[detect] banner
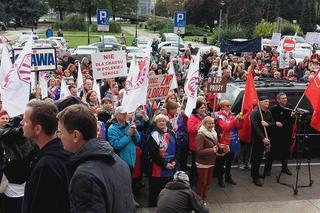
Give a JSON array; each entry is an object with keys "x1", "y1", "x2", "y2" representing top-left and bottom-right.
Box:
[
  {"x1": 13, "y1": 48, "x2": 56, "y2": 71},
  {"x1": 220, "y1": 37, "x2": 262, "y2": 53},
  {"x1": 279, "y1": 51, "x2": 290, "y2": 69},
  {"x1": 0, "y1": 46, "x2": 12, "y2": 90},
  {"x1": 269, "y1": 33, "x2": 281, "y2": 46},
  {"x1": 305, "y1": 32, "x2": 320, "y2": 45},
  {"x1": 207, "y1": 76, "x2": 227, "y2": 93},
  {"x1": 147, "y1": 74, "x2": 173, "y2": 100},
  {"x1": 92, "y1": 50, "x2": 127, "y2": 79}
]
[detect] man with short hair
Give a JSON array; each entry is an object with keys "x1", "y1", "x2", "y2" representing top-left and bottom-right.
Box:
[
  {"x1": 250, "y1": 96, "x2": 281, "y2": 187},
  {"x1": 57, "y1": 104, "x2": 135, "y2": 213},
  {"x1": 265, "y1": 92, "x2": 295, "y2": 176},
  {"x1": 22, "y1": 100, "x2": 70, "y2": 213},
  {"x1": 80, "y1": 78, "x2": 93, "y2": 99}
]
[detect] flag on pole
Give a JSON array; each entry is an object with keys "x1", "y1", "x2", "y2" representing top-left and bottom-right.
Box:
[
  {"x1": 305, "y1": 71, "x2": 320, "y2": 132},
  {"x1": 238, "y1": 69, "x2": 259, "y2": 143},
  {"x1": 0, "y1": 45, "x2": 12, "y2": 88},
  {"x1": 122, "y1": 55, "x2": 149, "y2": 113},
  {"x1": 1, "y1": 39, "x2": 33, "y2": 117},
  {"x1": 93, "y1": 79, "x2": 101, "y2": 104},
  {"x1": 77, "y1": 63, "x2": 83, "y2": 96},
  {"x1": 184, "y1": 52, "x2": 200, "y2": 117},
  {"x1": 168, "y1": 61, "x2": 178, "y2": 90},
  {"x1": 59, "y1": 78, "x2": 71, "y2": 100}
]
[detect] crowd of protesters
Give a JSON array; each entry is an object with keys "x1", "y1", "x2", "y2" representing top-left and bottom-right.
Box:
[{"x1": 0, "y1": 35, "x2": 318, "y2": 212}]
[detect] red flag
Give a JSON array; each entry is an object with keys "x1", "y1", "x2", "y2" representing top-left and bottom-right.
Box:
[
  {"x1": 305, "y1": 71, "x2": 320, "y2": 132},
  {"x1": 238, "y1": 70, "x2": 259, "y2": 143}
]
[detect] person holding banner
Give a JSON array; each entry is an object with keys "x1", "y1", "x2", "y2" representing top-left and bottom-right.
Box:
[{"x1": 250, "y1": 96, "x2": 281, "y2": 187}]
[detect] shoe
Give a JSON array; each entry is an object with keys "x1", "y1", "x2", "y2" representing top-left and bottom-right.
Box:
[
  {"x1": 281, "y1": 168, "x2": 293, "y2": 176},
  {"x1": 245, "y1": 163, "x2": 251, "y2": 169},
  {"x1": 225, "y1": 177, "x2": 237, "y2": 185},
  {"x1": 239, "y1": 164, "x2": 245, "y2": 171},
  {"x1": 253, "y1": 178, "x2": 263, "y2": 187},
  {"x1": 218, "y1": 179, "x2": 225, "y2": 188},
  {"x1": 264, "y1": 171, "x2": 271, "y2": 176}
]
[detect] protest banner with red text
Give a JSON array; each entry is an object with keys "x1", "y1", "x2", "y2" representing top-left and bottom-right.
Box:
[{"x1": 147, "y1": 74, "x2": 173, "y2": 100}]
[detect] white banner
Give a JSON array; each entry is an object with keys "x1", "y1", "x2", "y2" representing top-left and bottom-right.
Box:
[
  {"x1": 279, "y1": 51, "x2": 290, "y2": 69},
  {"x1": 92, "y1": 51, "x2": 127, "y2": 80},
  {"x1": 305, "y1": 32, "x2": 320, "y2": 45},
  {"x1": 269, "y1": 33, "x2": 281, "y2": 46}
]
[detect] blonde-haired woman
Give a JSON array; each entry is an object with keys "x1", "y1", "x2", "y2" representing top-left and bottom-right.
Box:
[{"x1": 195, "y1": 116, "x2": 219, "y2": 205}]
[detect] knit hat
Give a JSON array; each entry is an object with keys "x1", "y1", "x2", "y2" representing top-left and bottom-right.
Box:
[
  {"x1": 163, "y1": 100, "x2": 179, "y2": 111},
  {"x1": 173, "y1": 171, "x2": 189, "y2": 183},
  {"x1": 259, "y1": 96, "x2": 269, "y2": 101}
]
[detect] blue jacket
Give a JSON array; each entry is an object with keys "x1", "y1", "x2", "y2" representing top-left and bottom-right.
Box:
[{"x1": 108, "y1": 121, "x2": 141, "y2": 168}]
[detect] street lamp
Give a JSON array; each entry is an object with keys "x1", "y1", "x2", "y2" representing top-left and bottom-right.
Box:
[{"x1": 219, "y1": 0, "x2": 225, "y2": 28}]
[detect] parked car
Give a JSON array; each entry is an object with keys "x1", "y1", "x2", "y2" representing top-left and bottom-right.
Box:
[
  {"x1": 220, "y1": 79, "x2": 320, "y2": 157},
  {"x1": 126, "y1": 46, "x2": 145, "y2": 61},
  {"x1": 96, "y1": 35, "x2": 120, "y2": 51},
  {"x1": 71, "y1": 45, "x2": 99, "y2": 61},
  {"x1": 158, "y1": 46, "x2": 185, "y2": 58},
  {"x1": 49, "y1": 37, "x2": 69, "y2": 48},
  {"x1": 135, "y1": 37, "x2": 152, "y2": 49},
  {"x1": 161, "y1": 33, "x2": 184, "y2": 44},
  {"x1": 13, "y1": 32, "x2": 39, "y2": 48}
]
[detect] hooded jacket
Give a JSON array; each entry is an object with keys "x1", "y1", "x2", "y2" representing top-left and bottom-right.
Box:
[
  {"x1": 68, "y1": 138, "x2": 135, "y2": 213},
  {"x1": 157, "y1": 181, "x2": 209, "y2": 213}
]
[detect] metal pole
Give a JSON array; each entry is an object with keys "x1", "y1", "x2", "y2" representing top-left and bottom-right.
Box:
[
  {"x1": 219, "y1": 8, "x2": 222, "y2": 28},
  {"x1": 87, "y1": 16, "x2": 90, "y2": 44},
  {"x1": 135, "y1": 2, "x2": 138, "y2": 41},
  {"x1": 177, "y1": 29, "x2": 180, "y2": 56}
]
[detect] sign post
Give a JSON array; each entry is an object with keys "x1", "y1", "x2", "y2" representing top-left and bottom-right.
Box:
[
  {"x1": 174, "y1": 11, "x2": 186, "y2": 56},
  {"x1": 282, "y1": 38, "x2": 296, "y2": 52},
  {"x1": 97, "y1": 9, "x2": 110, "y2": 47}
]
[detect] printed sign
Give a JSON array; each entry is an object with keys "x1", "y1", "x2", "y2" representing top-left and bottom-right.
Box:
[
  {"x1": 147, "y1": 74, "x2": 173, "y2": 100},
  {"x1": 306, "y1": 32, "x2": 320, "y2": 45},
  {"x1": 269, "y1": 33, "x2": 281, "y2": 46},
  {"x1": 279, "y1": 51, "x2": 290, "y2": 69},
  {"x1": 207, "y1": 76, "x2": 227, "y2": 93},
  {"x1": 92, "y1": 51, "x2": 127, "y2": 79},
  {"x1": 13, "y1": 48, "x2": 56, "y2": 71}
]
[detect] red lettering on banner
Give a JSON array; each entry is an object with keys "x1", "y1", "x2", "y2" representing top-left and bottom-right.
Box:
[{"x1": 103, "y1": 54, "x2": 114, "y2": 60}]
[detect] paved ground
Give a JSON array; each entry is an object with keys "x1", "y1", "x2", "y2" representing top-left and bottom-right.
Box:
[{"x1": 136, "y1": 159, "x2": 320, "y2": 212}]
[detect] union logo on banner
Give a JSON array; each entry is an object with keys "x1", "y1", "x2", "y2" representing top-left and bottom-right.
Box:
[
  {"x1": 186, "y1": 71, "x2": 199, "y2": 97},
  {"x1": 17, "y1": 53, "x2": 32, "y2": 84},
  {"x1": 125, "y1": 57, "x2": 149, "y2": 92}
]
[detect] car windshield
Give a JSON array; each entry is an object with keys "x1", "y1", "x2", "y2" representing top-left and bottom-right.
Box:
[
  {"x1": 295, "y1": 37, "x2": 306, "y2": 43},
  {"x1": 104, "y1": 37, "x2": 117, "y2": 43}
]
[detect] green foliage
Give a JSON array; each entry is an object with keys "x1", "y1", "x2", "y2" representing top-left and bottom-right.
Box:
[
  {"x1": 146, "y1": 17, "x2": 166, "y2": 31},
  {"x1": 252, "y1": 20, "x2": 303, "y2": 38},
  {"x1": 91, "y1": 21, "x2": 122, "y2": 33},
  {"x1": 54, "y1": 14, "x2": 86, "y2": 31},
  {"x1": 209, "y1": 25, "x2": 247, "y2": 44},
  {"x1": 253, "y1": 22, "x2": 275, "y2": 37},
  {"x1": 184, "y1": 24, "x2": 206, "y2": 36}
]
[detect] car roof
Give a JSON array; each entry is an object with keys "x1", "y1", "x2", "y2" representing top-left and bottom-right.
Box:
[{"x1": 228, "y1": 80, "x2": 307, "y2": 90}]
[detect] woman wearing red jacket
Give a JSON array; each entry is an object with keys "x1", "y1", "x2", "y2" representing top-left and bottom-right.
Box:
[
  {"x1": 187, "y1": 101, "x2": 207, "y2": 186},
  {"x1": 215, "y1": 100, "x2": 243, "y2": 188}
]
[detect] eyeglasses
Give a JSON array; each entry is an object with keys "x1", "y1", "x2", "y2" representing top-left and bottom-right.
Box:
[{"x1": 55, "y1": 130, "x2": 62, "y2": 138}]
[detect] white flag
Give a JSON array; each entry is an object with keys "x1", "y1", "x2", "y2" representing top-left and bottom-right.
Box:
[
  {"x1": 1, "y1": 39, "x2": 33, "y2": 117},
  {"x1": 122, "y1": 55, "x2": 149, "y2": 113},
  {"x1": 39, "y1": 72, "x2": 48, "y2": 98},
  {"x1": 184, "y1": 52, "x2": 200, "y2": 117},
  {"x1": 59, "y1": 78, "x2": 71, "y2": 100},
  {"x1": 77, "y1": 63, "x2": 83, "y2": 96},
  {"x1": 168, "y1": 61, "x2": 178, "y2": 90},
  {"x1": 0, "y1": 46, "x2": 12, "y2": 88},
  {"x1": 93, "y1": 79, "x2": 101, "y2": 104}
]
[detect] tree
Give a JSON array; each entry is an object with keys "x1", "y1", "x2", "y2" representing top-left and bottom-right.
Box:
[
  {"x1": 47, "y1": 0, "x2": 69, "y2": 21},
  {"x1": 300, "y1": 0, "x2": 317, "y2": 32},
  {"x1": 0, "y1": 0, "x2": 47, "y2": 26}
]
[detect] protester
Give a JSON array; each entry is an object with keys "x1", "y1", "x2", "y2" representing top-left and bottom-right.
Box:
[
  {"x1": 57, "y1": 104, "x2": 135, "y2": 212},
  {"x1": 250, "y1": 96, "x2": 281, "y2": 187},
  {"x1": 195, "y1": 116, "x2": 218, "y2": 204},
  {"x1": 215, "y1": 100, "x2": 243, "y2": 187},
  {"x1": 265, "y1": 92, "x2": 295, "y2": 176},
  {"x1": 157, "y1": 171, "x2": 209, "y2": 213},
  {"x1": 187, "y1": 100, "x2": 207, "y2": 186},
  {"x1": 148, "y1": 114, "x2": 177, "y2": 207},
  {"x1": 22, "y1": 100, "x2": 70, "y2": 213}
]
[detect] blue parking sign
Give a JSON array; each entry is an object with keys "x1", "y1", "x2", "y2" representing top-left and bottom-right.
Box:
[
  {"x1": 174, "y1": 11, "x2": 186, "y2": 28},
  {"x1": 97, "y1": 9, "x2": 109, "y2": 25}
]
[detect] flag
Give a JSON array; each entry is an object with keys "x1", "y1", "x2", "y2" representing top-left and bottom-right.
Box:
[
  {"x1": 122, "y1": 55, "x2": 149, "y2": 113},
  {"x1": 0, "y1": 45, "x2": 12, "y2": 88},
  {"x1": 305, "y1": 71, "x2": 320, "y2": 131},
  {"x1": 1, "y1": 39, "x2": 33, "y2": 117},
  {"x1": 59, "y1": 78, "x2": 71, "y2": 100},
  {"x1": 168, "y1": 61, "x2": 178, "y2": 90},
  {"x1": 238, "y1": 69, "x2": 258, "y2": 143},
  {"x1": 184, "y1": 52, "x2": 200, "y2": 117},
  {"x1": 77, "y1": 63, "x2": 83, "y2": 96},
  {"x1": 93, "y1": 79, "x2": 101, "y2": 104}
]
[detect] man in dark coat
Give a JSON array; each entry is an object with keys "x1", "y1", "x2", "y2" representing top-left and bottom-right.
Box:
[
  {"x1": 157, "y1": 171, "x2": 209, "y2": 213},
  {"x1": 265, "y1": 92, "x2": 295, "y2": 176},
  {"x1": 250, "y1": 96, "x2": 282, "y2": 187},
  {"x1": 22, "y1": 100, "x2": 70, "y2": 213},
  {"x1": 57, "y1": 104, "x2": 135, "y2": 213}
]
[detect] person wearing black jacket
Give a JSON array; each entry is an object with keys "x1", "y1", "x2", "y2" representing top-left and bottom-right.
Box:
[
  {"x1": 265, "y1": 92, "x2": 295, "y2": 176},
  {"x1": 22, "y1": 100, "x2": 70, "y2": 213},
  {"x1": 250, "y1": 96, "x2": 282, "y2": 187},
  {"x1": 57, "y1": 104, "x2": 135, "y2": 213}
]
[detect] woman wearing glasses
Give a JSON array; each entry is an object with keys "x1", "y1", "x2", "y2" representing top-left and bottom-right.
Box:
[{"x1": 215, "y1": 100, "x2": 243, "y2": 188}]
